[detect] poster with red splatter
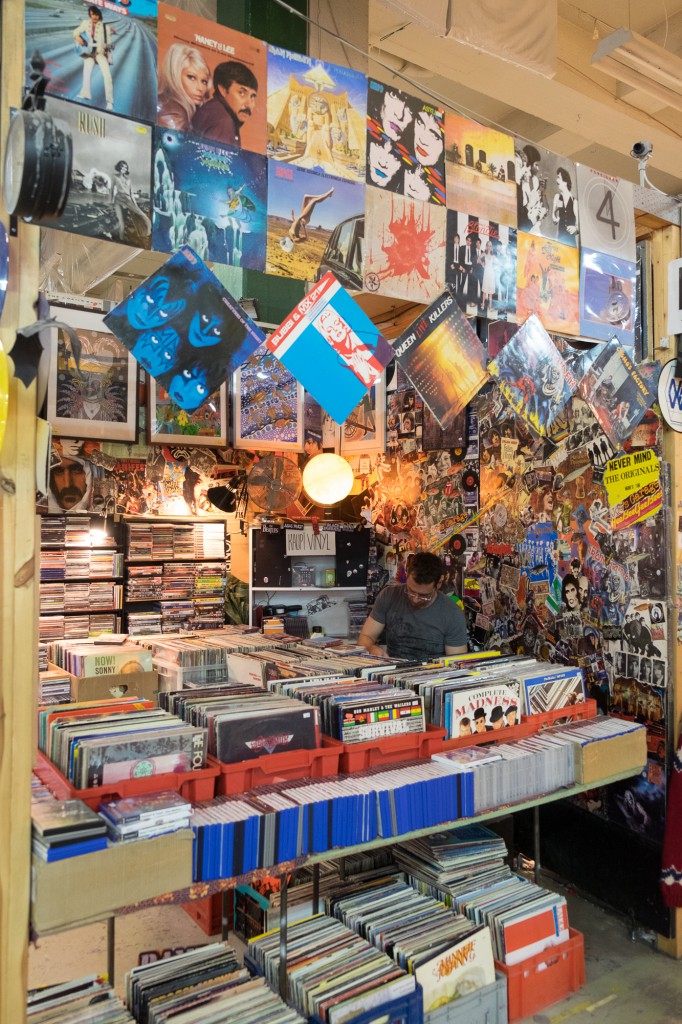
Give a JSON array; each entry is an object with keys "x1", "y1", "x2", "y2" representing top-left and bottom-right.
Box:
[
  {"x1": 393, "y1": 287, "x2": 488, "y2": 428},
  {"x1": 364, "y1": 188, "x2": 446, "y2": 303}
]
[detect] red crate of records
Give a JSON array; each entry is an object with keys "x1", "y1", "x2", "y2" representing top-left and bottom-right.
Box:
[
  {"x1": 209, "y1": 742, "x2": 341, "y2": 797},
  {"x1": 34, "y1": 750, "x2": 218, "y2": 811},
  {"x1": 440, "y1": 701, "x2": 597, "y2": 752},
  {"x1": 325, "y1": 724, "x2": 447, "y2": 773},
  {"x1": 495, "y1": 928, "x2": 585, "y2": 1023}
]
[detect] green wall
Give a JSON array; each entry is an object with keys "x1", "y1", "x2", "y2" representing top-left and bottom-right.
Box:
[{"x1": 215, "y1": 0, "x2": 308, "y2": 324}]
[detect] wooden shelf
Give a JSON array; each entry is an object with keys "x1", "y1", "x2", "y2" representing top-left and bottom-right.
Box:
[
  {"x1": 29, "y1": 765, "x2": 644, "y2": 934},
  {"x1": 252, "y1": 586, "x2": 366, "y2": 592},
  {"x1": 126, "y1": 557, "x2": 226, "y2": 564}
]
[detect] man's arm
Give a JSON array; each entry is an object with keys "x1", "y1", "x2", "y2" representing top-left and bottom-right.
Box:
[
  {"x1": 358, "y1": 614, "x2": 386, "y2": 657},
  {"x1": 445, "y1": 643, "x2": 467, "y2": 655}
]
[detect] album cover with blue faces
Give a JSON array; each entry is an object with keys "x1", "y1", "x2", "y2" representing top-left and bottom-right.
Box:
[
  {"x1": 367, "y1": 79, "x2": 445, "y2": 206},
  {"x1": 151, "y1": 128, "x2": 267, "y2": 270},
  {"x1": 103, "y1": 246, "x2": 265, "y2": 411}
]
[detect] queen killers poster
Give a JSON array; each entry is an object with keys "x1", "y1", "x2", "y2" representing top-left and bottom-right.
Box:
[
  {"x1": 265, "y1": 272, "x2": 394, "y2": 424},
  {"x1": 393, "y1": 288, "x2": 488, "y2": 428},
  {"x1": 103, "y1": 247, "x2": 264, "y2": 411}
]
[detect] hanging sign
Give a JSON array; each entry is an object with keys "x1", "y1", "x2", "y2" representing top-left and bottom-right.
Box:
[{"x1": 285, "y1": 526, "x2": 336, "y2": 556}]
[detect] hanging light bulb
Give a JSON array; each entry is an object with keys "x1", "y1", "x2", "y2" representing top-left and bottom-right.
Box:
[{"x1": 302, "y1": 453, "x2": 354, "y2": 507}]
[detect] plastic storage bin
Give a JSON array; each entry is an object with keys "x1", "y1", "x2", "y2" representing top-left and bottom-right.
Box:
[
  {"x1": 331, "y1": 725, "x2": 446, "y2": 772},
  {"x1": 309, "y1": 987, "x2": 424, "y2": 1024},
  {"x1": 423, "y1": 974, "x2": 507, "y2": 1024},
  {"x1": 35, "y1": 751, "x2": 219, "y2": 811},
  {"x1": 495, "y1": 928, "x2": 585, "y2": 1023},
  {"x1": 440, "y1": 700, "x2": 597, "y2": 752},
  {"x1": 183, "y1": 889, "x2": 232, "y2": 936},
  {"x1": 210, "y1": 742, "x2": 341, "y2": 796},
  {"x1": 153, "y1": 657, "x2": 230, "y2": 691}
]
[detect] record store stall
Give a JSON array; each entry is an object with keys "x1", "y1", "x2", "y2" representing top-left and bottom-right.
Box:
[{"x1": 2, "y1": 0, "x2": 682, "y2": 1021}]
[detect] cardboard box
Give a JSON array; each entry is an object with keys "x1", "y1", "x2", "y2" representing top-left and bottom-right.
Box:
[
  {"x1": 48, "y1": 664, "x2": 159, "y2": 705},
  {"x1": 574, "y1": 726, "x2": 647, "y2": 785},
  {"x1": 31, "y1": 828, "x2": 194, "y2": 934}
]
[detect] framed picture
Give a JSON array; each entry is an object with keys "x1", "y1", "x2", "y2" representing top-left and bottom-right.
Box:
[
  {"x1": 340, "y1": 376, "x2": 386, "y2": 454},
  {"x1": 148, "y1": 378, "x2": 228, "y2": 447},
  {"x1": 47, "y1": 306, "x2": 138, "y2": 443},
  {"x1": 233, "y1": 343, "x2": 304, "y2": 451}
]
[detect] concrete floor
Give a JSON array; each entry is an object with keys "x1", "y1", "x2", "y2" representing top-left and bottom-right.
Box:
[{"x1": 28, "y1": 883, "x2": 682, "y2": 1023}]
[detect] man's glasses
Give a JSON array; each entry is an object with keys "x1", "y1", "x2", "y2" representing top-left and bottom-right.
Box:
[{"x1": 406, "y1": 585, "x2": 435, "y2": 604}]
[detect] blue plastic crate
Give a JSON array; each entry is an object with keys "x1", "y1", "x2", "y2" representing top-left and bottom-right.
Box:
[
  {"x1": 309, "y1": 986, "x2": 423, "y2": 1024},
  {"x1": 423, "y1": 974, "x2": 507, "y2": 1024}
]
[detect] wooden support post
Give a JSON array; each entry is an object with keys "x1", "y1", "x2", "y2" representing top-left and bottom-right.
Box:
[
  {"x1": 649, "y1": 225, "x2": 682, "y2": 959},
  {"x1": 0, "y1": 2, "x2": 40, "y2": 1019}
]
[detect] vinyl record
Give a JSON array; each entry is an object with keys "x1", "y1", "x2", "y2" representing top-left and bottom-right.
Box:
[
  {"x1": 461, "y1": 468, "x2": 479, "y2": 491},
  {"x1": 450, "y1": 534, "x2": 466, "y2": 555}
]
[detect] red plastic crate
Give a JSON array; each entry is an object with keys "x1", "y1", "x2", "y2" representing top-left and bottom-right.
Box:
[
  {"x1": 210, "y1": 743, "x2": 341, "y2": 797},
  {"x1": 183, "y1": 890, "x2": 232, "y2": 936},
  {"x1": 440, "y1": 700, "x2": 597, "y2": 753},
  {"x1": 496, "y1": 928, "x2": 585, "y2": 1023},
  {"x1": 34, "y1": 751, "x2": 218, "y2": 811},
  {"x1": 527, "y1": 698, "x2": 598, "y2": 730},
  {"x1": 330, "y1": 724, "x2": 447, "y2": 772}
]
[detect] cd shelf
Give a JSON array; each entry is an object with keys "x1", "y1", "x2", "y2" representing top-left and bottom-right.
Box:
[{"x1": 29, "y1": 765, "x2": 641, "y2": 938}]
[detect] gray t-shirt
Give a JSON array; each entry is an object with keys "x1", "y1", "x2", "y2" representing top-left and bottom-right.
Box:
[{"x1": 370, "y1": 585, "x2": 468, "y2": 662}]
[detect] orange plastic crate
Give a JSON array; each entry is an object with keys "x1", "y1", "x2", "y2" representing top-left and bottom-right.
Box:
[
  {"x1": 183, "y1": 890, "x2": 232, "y2": 936},
  {"x1": 330, "y1": 724, "x2": 447, "y2": 772},
  {"x1": 496, "y1": 928, "x2": 585, "y2": 1023},
  {"x1": 34, "y1": 751, "x2": 218, "y2": 811},
  {"x1": 440, "y1": 700, "x2": 597, "y2": 752},
  {"x1": 210, "y1": 743, "x2": 341, "y2": 797}
]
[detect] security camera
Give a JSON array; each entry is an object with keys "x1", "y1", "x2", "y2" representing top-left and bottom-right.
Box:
[{"x1": 631, "y1": 141, "x2": 653, "y2": 160}]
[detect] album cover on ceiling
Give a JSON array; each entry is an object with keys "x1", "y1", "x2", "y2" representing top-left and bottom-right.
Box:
[
  {"x1": 366, "y1": 78, "x2": 445, "y2": 205},
  {"x1": 514, "y1": 141, "x2": 579, "y2": 246},
  {"x1": 38, "y1": 97, "x2": 153, "y2": 250},
  {"x1": 104, "y1": 246, "x2": 264, "y2": 411},
  {"x1": 364, "y1": 188, "x2": 447, "y2": 303},
  {"x1": 445, "y1": 113, "x2": 517, "y2": 226},
  {"x1": 393, "y1": 287, "x2": 488, "y2": 429},
  {"x1": 265, "y1": 272, "x2": 393, "y2": 424},
  {"x1": 445, "y1": 210, "x2": 517, "y2": 320},
  {"x1": 577, "y1": 337, "x2": 656, "y2": 449},
  {"x1": 488, "y1": 314, "x2": 576, "y2": 437},
  {"x1": 151, "y1": 127, "x2": 267, "y2": 270},
  {"x1": 25, "y1": 0, "x2": 158, "y2": 123},
  {"x1": 516, "y1": 232, "x2": 580, "y2": 335},
  {"x1": 577, "y1": 165, "x2": 636, "y2": 262},
  {"x1": 266, "y1": 162, "x2": 365, "y2": 283},
  {"x1": 580, "y1": 248, "x2": 636, "y2": 346},
  {"x1": 157, "y1": 2, "x2": 267, "y2": 154},
  {"x1": 267, "y1": 45, "x2": 367, "y2": 182}
]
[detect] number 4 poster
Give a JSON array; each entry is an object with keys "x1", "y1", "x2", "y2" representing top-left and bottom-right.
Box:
[{"x1": 577, "y1": 166, "x2": 636, "y2": 262}]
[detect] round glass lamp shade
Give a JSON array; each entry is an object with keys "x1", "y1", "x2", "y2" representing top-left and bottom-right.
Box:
[{"x1": 302, "y1": 453, "x2": 354, "y2": 507}]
